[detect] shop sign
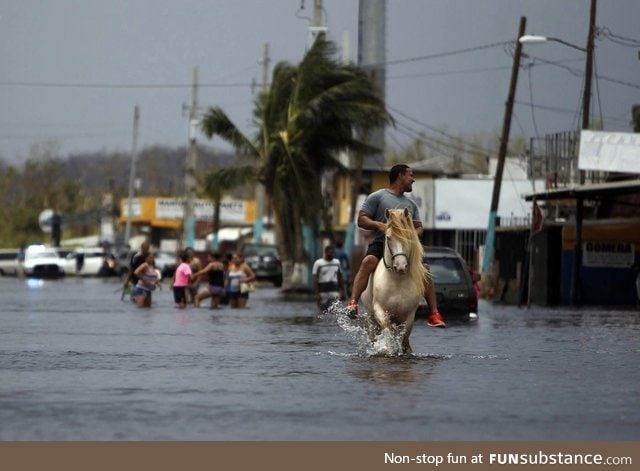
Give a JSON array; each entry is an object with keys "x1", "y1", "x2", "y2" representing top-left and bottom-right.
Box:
[{"x1": 582, "y1": 241, "x2": 635, "y2": 268}]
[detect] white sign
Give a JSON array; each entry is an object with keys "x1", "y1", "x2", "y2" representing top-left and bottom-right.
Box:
[
  {"x1": 429, "y1": 179, "x2": 546, "y2": 229},
  {"x1": 155, "y1": 198, "x2": 246, "y2": 223},
  {"x1": 579, "y1": 130, "x2": 640, "y2": 174},
  {"x1": 408, "y1": 179, "x2": 434, "y2": 229},
  {"x1": 583, "y1": 241, "x2": 635, "y2": 268},
  {"x1": 121, "y1": 198, "x2": 141, "y2": 217}
]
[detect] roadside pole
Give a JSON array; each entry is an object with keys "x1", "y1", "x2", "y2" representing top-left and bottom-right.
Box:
[{"x1": 481, "y1": 16, "x2": 527, "y2": 275}]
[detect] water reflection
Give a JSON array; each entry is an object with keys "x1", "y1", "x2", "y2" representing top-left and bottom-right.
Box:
[{"x1": 349, "y1": 355, "x2": 442, "y2": 385}]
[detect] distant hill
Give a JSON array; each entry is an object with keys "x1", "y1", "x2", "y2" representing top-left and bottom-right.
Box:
[{"x1": 61, "y1": 145, "x2": 239, "y2": 198}]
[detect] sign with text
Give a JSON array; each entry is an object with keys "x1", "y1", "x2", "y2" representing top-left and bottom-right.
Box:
[
  {"x1": 155, "y1": 198, "x2": 246, "y2": 223},
  {"x1": 579, "y1": 130, "x2": 640, "y2": 174},
  {"x1": 582, "y1": 240, "x2": 635, "y2": 268}
]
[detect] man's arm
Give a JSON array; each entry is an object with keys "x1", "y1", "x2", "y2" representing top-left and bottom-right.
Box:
[
  {"x1": 357, "y1": 211, "x2": 386, "y2": 233},
  {"x1": 413, "y1": 220, "x2": 424, "y2": 238}
]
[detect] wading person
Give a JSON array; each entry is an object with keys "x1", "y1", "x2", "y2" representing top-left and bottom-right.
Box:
[
  {"x1": 185, "y1": 247, "x2": 203, "y2": 304},
  {"x1": 122, "y1": 241, "x2": 150, "y2": 298},
  {"x1": 312, "y1": 244, "x2": 346, "y2": 311},
  {"x1": 346, "y1": 164, "x2": 445, "y2": 327},
  {"x1": 225, "y1": 253, "x2": 256, "y2": 309},
  {"x1": 171, "y1": 251, "x2": 192, "y2": 309},
  {"x1": 133, "y1": 252, "x2": 160, "y2": 308},
  {"x1": 191, "y1": 252, "x2": 227, "y2": 309}
]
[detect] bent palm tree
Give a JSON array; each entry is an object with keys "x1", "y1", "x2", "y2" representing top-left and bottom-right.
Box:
[{"x1": 201, "y1": 35, "x2": 390, "y2": 290}]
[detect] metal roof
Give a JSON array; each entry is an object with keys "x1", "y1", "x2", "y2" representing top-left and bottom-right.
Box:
[{"x1": 523, "y1": 179, "x2": 640, "y2": 202}]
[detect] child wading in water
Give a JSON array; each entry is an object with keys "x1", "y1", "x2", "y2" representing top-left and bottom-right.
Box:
[{"x1": 171, "y1": 251, "x2": 192, "y2": 309}]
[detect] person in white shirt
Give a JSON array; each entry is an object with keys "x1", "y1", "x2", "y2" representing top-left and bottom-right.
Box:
[{"x1": 312, "y1": 244, "x2": 346, "y2": 311}]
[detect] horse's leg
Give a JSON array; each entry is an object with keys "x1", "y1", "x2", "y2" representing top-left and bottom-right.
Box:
[
  {"x1": 374, "y1": 306, "x2": 398, "y2": 354},
  {"x1": 401, "y1": 333, "x2": 413, "y2": 355},
  {"x1": 401, "y1": 319, "x2": 415, "y2": 355},
  {"x1": 367, "y1": 302, "x2": 383, "y2": 341}
]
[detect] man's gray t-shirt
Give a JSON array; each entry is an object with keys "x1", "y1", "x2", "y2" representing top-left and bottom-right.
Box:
[{"x1": 361, "y1": 189, "x2": 421, "y2": 224}]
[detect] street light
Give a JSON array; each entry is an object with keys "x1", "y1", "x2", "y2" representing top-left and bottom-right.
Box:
[
  {"x1": 516, "y1": 0, "x2": 597, "y2": 306},
  {"x1": 519, "y1": 35, "x2": 586, "y2": 52}
]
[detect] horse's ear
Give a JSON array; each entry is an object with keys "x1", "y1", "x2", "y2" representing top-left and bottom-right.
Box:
[
  {"x1": 403, "y1": 207, "x2": 410, "y2": 219},
  {"x1": 385, "y1": 208, "x2": 391, "y2": 219}
]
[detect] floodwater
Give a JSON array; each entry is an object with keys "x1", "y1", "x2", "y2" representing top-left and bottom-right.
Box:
[{"x1": 1, "y1": 276, "x2": 638, "y2": 440}]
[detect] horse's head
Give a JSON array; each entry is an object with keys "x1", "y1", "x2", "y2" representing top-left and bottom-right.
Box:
[{"x1": 384, "y1": 208, "x2": 413, "y2": 274}]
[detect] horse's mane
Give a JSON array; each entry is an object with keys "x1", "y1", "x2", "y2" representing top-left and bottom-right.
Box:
[{"x1": 386, "y1": 209, "x2": 431, "y2": 294}]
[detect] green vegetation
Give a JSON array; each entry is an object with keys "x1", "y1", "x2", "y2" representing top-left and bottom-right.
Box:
[{"x1": 200, "y1": 35, "x2": 391, "y2": 290}]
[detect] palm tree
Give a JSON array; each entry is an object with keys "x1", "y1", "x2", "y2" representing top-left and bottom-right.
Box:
[{"x1": 200, "y1": 35, "x2": 390, "y2": 290}]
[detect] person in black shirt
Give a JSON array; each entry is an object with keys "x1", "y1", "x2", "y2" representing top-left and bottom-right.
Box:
[
  {"x1": 191, "y1": 252, "x2": 227, "y2": 309},
  {"x1": 122, "y1": 241, "x2": 151, "y2": 292}
]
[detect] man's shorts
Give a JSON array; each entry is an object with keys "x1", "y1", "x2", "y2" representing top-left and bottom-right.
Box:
[{"x1": 365, "y1": 235, "x2": 385, "y2": 259}]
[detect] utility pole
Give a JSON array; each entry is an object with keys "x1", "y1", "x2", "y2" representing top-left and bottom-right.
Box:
[
  {"x1": 481, "y1": 16, "x2": 527, "y2": 274},
  {"x1": 124, "y1": 105, "x2": 140, "y2": 247},
  {"x1": 183, "y1": 67, "x2": 198, "y2": 249},
  {"x1": 309, "y1": 0, "x2": 326, "y2": 44},
  {"x1": 580, "y1": 0, "x2": 596, "y2": 184},
  {"x1": 571, "y1": 0, "x2": 597, "y2": 305},
  {"x1": 253, "y1": 43, "x2": 270, "y2": 244}
]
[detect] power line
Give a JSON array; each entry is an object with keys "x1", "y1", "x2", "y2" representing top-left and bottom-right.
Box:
[
  {"x1": 0, "y1": 81, "x2": 252, "y2": 89},
  {"x1": 383, "y1": 40, "x2": 514, "y2": 67},
  {"x1": 597, "y1": 26, "x2": 640, "y2": 47},
  {"x1": 387, "y1": 64, "x2": 512, "y2": 80},
  {"x1": 388, "y1": 104, "x2": 492, "y2": 155}
]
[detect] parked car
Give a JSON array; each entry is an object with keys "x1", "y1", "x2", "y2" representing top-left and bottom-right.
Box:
[
  {"x1": 116, "y1": 249, "x2": 177, "y2": 279},
  {"x1": 18, "y1": 245, "x2": 66, "y2": 279},
  {"x1": 62, "y1": 247, "x2": 119, "y2": 277},
  {"x1": 416, "y1": 246, "x2": 479, "y2": 322},
  {"x1": 154, "y1": 251, "x2": 178, "y2": 278},
  {"x1": 241, "y1": 243, "x2": 283, "y2": 286},
  {"x1": 0, "y1": 249, "x2": 21, "y2": 276}
]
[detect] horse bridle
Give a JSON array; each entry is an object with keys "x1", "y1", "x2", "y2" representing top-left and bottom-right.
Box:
[{"x1": 382, "y1": 236, "x2": 409, "y2": 271}]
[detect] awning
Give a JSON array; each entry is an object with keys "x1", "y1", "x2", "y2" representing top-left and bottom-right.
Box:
[
  {"x1": 524, "y1": 179, "x2": 640, "y2": 202},
  {"x1": 522, "y1": 178, "x2": 640, "y2": 306}
]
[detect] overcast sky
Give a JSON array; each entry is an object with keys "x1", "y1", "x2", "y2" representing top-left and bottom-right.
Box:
[{"x1": 1, "y1": 0, "x2": 638, "y2": 163}]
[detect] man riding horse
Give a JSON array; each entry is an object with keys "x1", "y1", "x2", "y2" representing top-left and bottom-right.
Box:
[{"x1": 346, "y1": 164, "x2": 445, "y2": 328}]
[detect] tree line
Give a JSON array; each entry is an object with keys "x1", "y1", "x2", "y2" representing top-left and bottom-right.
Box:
[{"x1": 0, "y1": 142, "x2": 233, "y2": 248}]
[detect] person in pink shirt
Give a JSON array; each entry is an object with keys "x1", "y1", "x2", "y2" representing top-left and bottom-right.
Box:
[{"x1": 171, "y1": 251, "x2": 192, "y2": 309}]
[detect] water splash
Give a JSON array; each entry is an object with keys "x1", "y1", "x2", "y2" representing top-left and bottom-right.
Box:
[{"x1": 322, "y1": 300, "x2": 408, "y2": 357}]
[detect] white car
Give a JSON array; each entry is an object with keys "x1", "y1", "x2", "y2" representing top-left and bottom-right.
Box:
[
  {"x1": 19, "y1": 245, "x2": 66, "y2": 279},
  {"x1": 0, "y1": 249, "x2": 21, "y2": 276},
  {"x1": 63, "y1": 247, "x2": 115, "y2": 276},
  {"x1": 153, "y1": 251, "x2": 178, "y2": 278}
]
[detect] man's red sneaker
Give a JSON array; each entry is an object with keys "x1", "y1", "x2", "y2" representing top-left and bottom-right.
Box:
[
  {"x1": 427, "y1": 311, "x2": 446, "y2": 328},
  {"x1": 346, "y1": 299, "x2": 358, "y2": 319}
]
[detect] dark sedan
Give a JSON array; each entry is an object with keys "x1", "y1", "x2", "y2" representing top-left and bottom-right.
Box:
[
  {"x1": 416, "y1": 246, "x2": 479, "y2": 322},
  {"x1": 241, "y1": 243, "x2": 283, "y2": 287}
]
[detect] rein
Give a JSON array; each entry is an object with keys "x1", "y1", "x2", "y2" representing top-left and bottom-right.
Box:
[{"x1": 382, "y1": 236, "x2": 409, "y2": 271}]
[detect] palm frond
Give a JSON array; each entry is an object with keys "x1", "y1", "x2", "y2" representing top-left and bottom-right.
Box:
[
  {"x1": 200, "y1": 165, "x2": 256, "y2": 200},
  {"x1": 200, "y1": 107, "x2": 259, "y2": 158}
]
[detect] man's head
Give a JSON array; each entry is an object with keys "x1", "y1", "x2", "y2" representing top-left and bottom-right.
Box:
[
  {"x1": 324, "y1": 244, "x2": 335, "y2": 260},
  {"x1": 389, "y1": 164, "x2": 415, "y2": 192}
]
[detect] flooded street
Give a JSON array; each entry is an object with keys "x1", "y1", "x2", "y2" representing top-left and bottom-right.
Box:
[{"x1": 1, "y1": 276, "x2": 639, "y2": 440}]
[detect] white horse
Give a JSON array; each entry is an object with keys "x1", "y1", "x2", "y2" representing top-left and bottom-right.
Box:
[{"x1": 361, "y1": 208, "x2": 430, "y2": 355}]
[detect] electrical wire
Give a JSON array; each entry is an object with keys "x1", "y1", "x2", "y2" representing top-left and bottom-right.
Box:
[
  {"x1": 383, "y1": 41, "x2": 514, "y2": 67},
  {"x1": 597, "y1": 26, "x2": 640, "y2": 47},
  {"x1": 387, "y1": 105, "x2": 491, "y2": 155},
  {"x1": 391, "y1": 117, "x2": 487, "y2": 172},
  {"x1": 0, "y1": 81, "x2": 252, "y2": 89}
]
